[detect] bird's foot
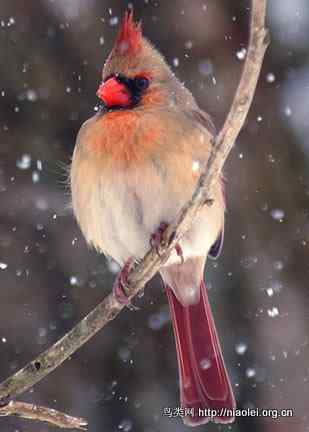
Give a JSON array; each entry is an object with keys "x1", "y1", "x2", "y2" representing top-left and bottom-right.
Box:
[
  {"x1": 150, "y1": 222, "x2": 168, "y2": 255},
  {"x1": 113, "y1": 258, "x2": 134, "y2": 305},
  {"x1": 175, "y1": 243, "x2": 184, "y2": 264},
  {"x1": 150, "y1": 222, "x2": 184, "y2": 264}
]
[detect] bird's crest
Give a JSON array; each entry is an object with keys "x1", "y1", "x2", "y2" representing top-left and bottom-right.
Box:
[{"x1": 113, "y1": 9, "x2": 142, "y2": 56}]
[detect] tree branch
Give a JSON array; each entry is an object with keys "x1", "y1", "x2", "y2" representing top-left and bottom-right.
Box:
[
  {"x1": 0, "y1": 0, "x2": 269, "y2": 428},
  {"x1": 0, "y1": 401, "x2": 87, "y2": 430}
]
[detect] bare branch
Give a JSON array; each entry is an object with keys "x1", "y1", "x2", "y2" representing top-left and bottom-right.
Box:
[
  {"x1": 0, "y1": 0, "x2": 269, "y2": 428},
  {"x1": 0, "y1": 401, "x2": 87, "y2": 430}
]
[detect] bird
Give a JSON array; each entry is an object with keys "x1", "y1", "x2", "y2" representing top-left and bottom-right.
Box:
[{"x1": 70, "y1": 10, "x2": 235, "y2": 426}]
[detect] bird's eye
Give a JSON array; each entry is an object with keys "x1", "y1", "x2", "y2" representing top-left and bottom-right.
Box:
[{"x1": 134, "y1": 76, "x2": 150, "y2": 91}]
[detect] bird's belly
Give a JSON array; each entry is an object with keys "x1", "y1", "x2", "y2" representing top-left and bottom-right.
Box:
[
  {"x1": 79, "y1": 172, "x2": 223, "y2": 267},
  {"x1": 97, "y1": 186, "x2": 152, "y2": 265},
  {"x1": 80, "y1": 168, "x2": 171, "y2": 265}
]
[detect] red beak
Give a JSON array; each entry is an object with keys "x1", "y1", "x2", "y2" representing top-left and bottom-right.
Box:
[{"x1": 96, "y1": 77, "x2": 131, "y2": 108}]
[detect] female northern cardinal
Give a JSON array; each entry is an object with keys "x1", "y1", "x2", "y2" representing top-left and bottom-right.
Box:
[{"x1": 70, "y1": 10, "x2": 235, "y2": 426}]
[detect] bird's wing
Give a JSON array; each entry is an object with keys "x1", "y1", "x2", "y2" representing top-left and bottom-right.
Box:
[
  {"x1": 189, "y1": 109, "x2": 217, "y2": 138},
  {"x1": 187, "y1": 109, "x2": 225, "y2": 259},
  {"x1": 208, "y1": 228, "x2": 224, "y2": 259}
]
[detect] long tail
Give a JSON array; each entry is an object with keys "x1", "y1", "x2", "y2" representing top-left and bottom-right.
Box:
[{"x1": 165, "y1": 281, "x2": 235, "y2": 426}]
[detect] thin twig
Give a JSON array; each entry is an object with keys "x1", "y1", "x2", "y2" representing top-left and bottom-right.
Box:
[
  {"x1": 0, "y1": 0, "x2": 269, "y2": 428},
  {"x1": 0, "y1": 401, "x2": 87, "y2": 430}
]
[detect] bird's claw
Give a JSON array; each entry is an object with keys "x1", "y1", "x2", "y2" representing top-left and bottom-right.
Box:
[
  {"x1": 113, "y1": 258, "x2": 134, "y2": 305},
  {"x1": 150, "y1": 222, "x2": 168, "y2": 256},
  {"x1": 150, "y1": 222, "x2": 184, "y2": 264},
  {"x1": 175, "y1": 243, "x2": 184, "y2": 264}
]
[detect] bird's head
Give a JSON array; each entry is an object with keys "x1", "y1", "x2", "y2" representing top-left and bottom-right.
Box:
[{"x1": 97, "y1": 9, "x2": 184, "y2": 111}]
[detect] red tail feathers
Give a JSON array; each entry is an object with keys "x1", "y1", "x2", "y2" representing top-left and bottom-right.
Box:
[{"x1": 165, "y1": 281, "x2": 235, "y2": 426}]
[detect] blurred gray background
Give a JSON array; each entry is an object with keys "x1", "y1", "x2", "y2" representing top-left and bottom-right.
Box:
[{"x1": 0, "y1": 0, "x2": 309, "y2": 431}]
